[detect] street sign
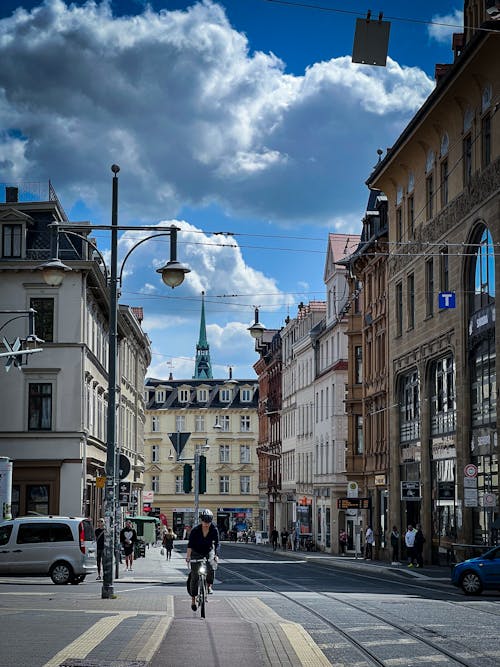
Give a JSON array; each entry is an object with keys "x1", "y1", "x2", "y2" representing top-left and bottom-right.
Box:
[
  {"x1": 483, "y1": 493, "x2": 497, "y2": 508},
  {"x1": 438, "y1": 292, "x2": 456, "y2": 308},
  {"x1": 167, "y1": 432, "x2": 191, "y2": 458},
  {"x1": 119, "y1": 481, "x2": 131, "y2": 505},
  {"x1": 464, "y1": 487, "x2": 479, "y2": 507},
  {"x1": 401, "y1": 481, "x2": 421, "y2": 501},
  {"x1": 119, "y1": 454, "x2": 131, "y2": 480},
  {"x1": 347, "y1": 482, "x2": 359, "y2": 498},
  {"x1": 464, "y1": 463, "x2": 478, "y2": 478},
  {"x1": 337, "y1": 497, "x2": 370, "y2": 510}
]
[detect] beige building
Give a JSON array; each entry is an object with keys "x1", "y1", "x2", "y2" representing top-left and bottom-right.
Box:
[{"x1": 143, "y1": 377, "x2": 259, "y2": 536}]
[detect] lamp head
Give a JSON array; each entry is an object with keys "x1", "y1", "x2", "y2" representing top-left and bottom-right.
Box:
[
  {"x1": 157, "y1": 260, "x2": 191, "y2": 289},
  {"x1": 39, "y1": 258, "x2": 72, "y2": 286}
]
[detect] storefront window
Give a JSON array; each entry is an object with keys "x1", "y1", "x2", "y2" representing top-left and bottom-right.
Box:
[{"x1": 26, "y1": 484, "x2": 49, "y2": 515}]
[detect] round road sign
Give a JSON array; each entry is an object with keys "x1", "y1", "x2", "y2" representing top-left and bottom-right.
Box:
[{"x1": 464, "y1": 463, "x2": 478, "y2": 478}]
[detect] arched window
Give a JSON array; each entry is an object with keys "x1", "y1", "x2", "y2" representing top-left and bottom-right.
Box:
[{"x1": 470, "y1": 227, "x2": 495, "y2": 314}]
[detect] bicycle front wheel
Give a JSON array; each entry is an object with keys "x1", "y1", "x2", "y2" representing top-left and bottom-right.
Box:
[{"x1": 199, "y1": 575, "x2": 207, "y2": 618}]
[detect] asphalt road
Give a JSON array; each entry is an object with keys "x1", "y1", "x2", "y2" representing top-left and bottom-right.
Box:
[{"x1": 0, "y1": 543, "x2": 499, "y2": 667}]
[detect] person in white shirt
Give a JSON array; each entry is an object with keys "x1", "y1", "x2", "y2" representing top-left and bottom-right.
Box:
[
  {"x1": 405, "y1": 525, "x2": 417, "y2": 567},
  {"x1": 364, "y1": 526, "x2": 374, "y2": 560}
]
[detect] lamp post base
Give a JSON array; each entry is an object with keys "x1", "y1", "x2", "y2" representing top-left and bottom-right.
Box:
[{"x1": 101, "y1": 583, "x2": 116, "y2": 599}]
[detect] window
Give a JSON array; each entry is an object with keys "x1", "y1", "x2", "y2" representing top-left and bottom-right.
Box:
[
  {"x1": 175, "y1": 415, "x2": 185, "y2": 432},
  {"x1": 220, "y1": 389, "x2": 231, "y2": 402},
  {"x1": 0, "y1": 524, "x2": 12, "y2": 546},
  {"x1": 241, "y1": 388, "x2": 252, "y2": 402},
  {"x1": 240, "y1": 445, "x2": 250, "y2": 463},
  {"x1": 179, "y1": 389, "x2": 189, "y2": 403},
  {"x1": 195, "y1": 414, "x2": 205, "y2": 432},
  {"x1": 407, "y1": 195, "x2": 414, "y2": 237},
  {"x1": 219, "y1": 444, "x2": 230, "y2": 463},
  {"x1": 400, "y1": 371, "x2": 420, "y2": 442},
  {"x1": 355, "y1": 346, "x2": 362, "y2": 384},
  {"x1": 152, "y1": 445, "x2": 160, "y2": 463},
  {"x1": 440, "y1": 159, "x2": 448, "y2": 207},
  {"x1": 431, "y1": 356, "x2": 456, "y2": 435},
  {"x1": 240, "y1": 476, "x2": 250, "y2": 494},
  {"x1": 440, "y1": 247, "x2": 449, "y2": 292},
  {"x1": 240, "y1": 415, "x2": 251, "y2": 432},
  {"x1": 2, "y1": 224, "x2": 22, "y2": 258},
  {"x1": 471, "y1": 341, "x2": 496, "y2": 427},
  {"x1": 396, "y1": 282, "x2": 403, "y2": 336},
  {"x1": 155, "y1": 389, "x2": 165, "y2": 403},
  {"x1": 463, "y1": 133, "x2": 472, "y2": 185},
  {"x1": 426, "y1": 172, "x2": 434, "y2": 220},
  {"x1": 219, "y1": 415, "x2": 230, "y2": 432},
  {"x1": 152, "y1": 476, "x2": 159, "y2": 493},
  {"x1": 426, "y1": 259, "x2": 434, "y2": 318},
  {"x1": 28, "y1": 383, "x2": 52, "y2": 430},
  {"x1": 396, "y1": 206, "x2": 402, "y2": 243},
  {"x1": 481, "y1": 113, "x2": 491, "y2": 168},
  {"x1": 355, "y1": 415, "x2": 363, "y2": 454},
  {"x1": 152, "y1": 415, "x2": 159, "y2": 432},
  {"x1": 30, "y1": 298, "x2": 54, "y2": 343},
  {"x1": 175, "y1": 476, "x2": 183, "y2": 494},
  {"x1": 219, "y1": 476, "x2": 229, "y2": 494},
  {"x1": 407, "y1": 274, "x2": 415, "y2": 330},
  {"x1": 26, "y1": 485, "x2": 49, "y2": 515},
  {"x1": 197, "y1": 389, "x2": 208, "y2": 402}
]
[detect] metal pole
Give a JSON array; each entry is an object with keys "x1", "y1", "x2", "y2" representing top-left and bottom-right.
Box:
[
  {"x1": 102, "y1": 165, "x2": 120, "y2": 599},
  {"x1": 194, "y1": 448, "x2": 200, "y2": 526}
]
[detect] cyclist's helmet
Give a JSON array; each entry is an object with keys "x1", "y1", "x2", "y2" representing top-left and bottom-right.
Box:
[{"x1": 199, "y1": 509, "x2": 214, "y2": 523}]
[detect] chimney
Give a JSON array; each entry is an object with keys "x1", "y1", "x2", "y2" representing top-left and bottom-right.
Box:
[
  {"x1": 5, "y1": 186, "x2": 18, "y2": 203},
  {"x1": 452, "y1": 33, "x2": 464, "y2": 61},
  {"x1": 434, "y1": 64, "x2": 451, "y2": 84}
]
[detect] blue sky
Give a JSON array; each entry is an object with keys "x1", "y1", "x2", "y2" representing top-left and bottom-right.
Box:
[{"x1": 0, "y1": 0, "x2": 464, "y2": 378}]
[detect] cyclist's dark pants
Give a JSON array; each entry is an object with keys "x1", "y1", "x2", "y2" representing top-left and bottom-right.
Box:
[{"x1": 187, "y1": 560, "x2": 214, "y2": 597}]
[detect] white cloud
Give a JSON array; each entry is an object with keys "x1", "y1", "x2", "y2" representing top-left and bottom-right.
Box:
[
  {"x1": 428, "y1": 10, "x2": 463, "y2": 44},
  {"x1": 0, "y1": 0, "x2": 435, "y2": 225}
]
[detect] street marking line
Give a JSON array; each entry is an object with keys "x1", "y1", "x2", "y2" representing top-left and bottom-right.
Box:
[
  {"x1": 41, "y1": 612, "x2": 136, "y2": 667},
  {"x1": 136, "y1": 614, "x2": 173, "y2": 660},
  {"x1": 280, "y1": 622, "x2": 331, "y2": 667}
]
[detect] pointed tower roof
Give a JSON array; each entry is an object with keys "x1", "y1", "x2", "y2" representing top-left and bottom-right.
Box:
[{"x1": 193, "y1": 291, "x2": 213, "y2": 379}]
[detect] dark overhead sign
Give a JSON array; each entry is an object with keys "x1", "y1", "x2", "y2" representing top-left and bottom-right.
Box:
[{"x1": 337, "y1": 498, "x2": 371, "y2": 510}]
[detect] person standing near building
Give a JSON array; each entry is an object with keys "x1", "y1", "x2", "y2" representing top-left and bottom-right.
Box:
[
  {"x1": 414, "y1": 523, "x2": 425, "y2": 568},
  {"x1": 270, "y1": 527, "x2": 279, "y2": 551},
  {"x1": 281, "y1": 529, "x2": 288, "y2": 550},
  {"x1": 120, "y1": 519, "x2": 138, "y2": 572},
  {"x1": 163, "y1": 527, "x2": 175, "y2": 561},
  {"x1": 339, "y1": 529, "x2": 348, "y2": 555},
  {"x1": 390, "y1": 526, "x2": 400, "y2": 564},
  {"x1": 364, "y1": 525, "x2": 374, "y2": 560},
  {"x1": 405, "y1": 524, "x2": 417, "y2": 567},
  {"x1": 95, "y1": 518, "x2": 105, "y2": 580}
]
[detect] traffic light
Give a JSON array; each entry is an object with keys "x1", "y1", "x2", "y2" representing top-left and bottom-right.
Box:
[
  {"x1": 198, "y1": 455, "x2": 207, "y2": 494},
  {"x1": 183, "y1": 463, "x2": 193, "y2": 493}
]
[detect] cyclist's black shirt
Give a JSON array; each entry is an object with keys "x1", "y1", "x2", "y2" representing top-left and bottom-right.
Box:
[{"x1": 188, "y1": 523, "x2": 219, "y2": 557}]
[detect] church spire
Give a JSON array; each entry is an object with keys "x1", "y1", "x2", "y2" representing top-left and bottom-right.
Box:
[{"x1": 193, "y1": 291, "x2": 213, "y2": 379}]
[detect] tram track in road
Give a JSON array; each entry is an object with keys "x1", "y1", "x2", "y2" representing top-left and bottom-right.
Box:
[{"x1": 217, "y1": 561, "x2": 500, "y2": 667}]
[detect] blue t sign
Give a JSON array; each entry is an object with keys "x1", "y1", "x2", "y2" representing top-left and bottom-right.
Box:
[{"x1": 439, "y1": 292, "x2": 456, "y2": 309}]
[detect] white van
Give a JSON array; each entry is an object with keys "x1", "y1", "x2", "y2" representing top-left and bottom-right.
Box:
[{"x1": 0, "y1": 516, "x2": 97, "y2": 584}]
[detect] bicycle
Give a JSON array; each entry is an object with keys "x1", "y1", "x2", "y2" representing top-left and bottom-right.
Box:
[{"x1": 190, "y1": 557, "x2": 209, "y2": 618}]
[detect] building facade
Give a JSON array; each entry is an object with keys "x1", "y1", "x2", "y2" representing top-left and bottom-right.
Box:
[
  {"x1": 367, "y1": 8, "x2": 499, "y2": 562},
  {"x1": 0, "y1": 183, "x2": 150, "y2": 522}
]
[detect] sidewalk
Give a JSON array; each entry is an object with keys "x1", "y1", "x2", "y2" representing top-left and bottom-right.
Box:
[{"x1": 116, "y1": 540, "x2": 452, "y2": 585}]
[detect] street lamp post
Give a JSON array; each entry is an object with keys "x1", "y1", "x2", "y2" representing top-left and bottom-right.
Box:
[{"x1": 39, "y1": 165, "x2": 190, "y2": 599}]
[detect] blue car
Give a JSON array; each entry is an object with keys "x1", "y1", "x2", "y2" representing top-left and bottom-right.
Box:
[{"x1": 451, "y1": 545, "x2": 500, "y2": 595}]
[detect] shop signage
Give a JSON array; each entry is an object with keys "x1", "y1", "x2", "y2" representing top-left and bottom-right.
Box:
[
  {"x1": 337, "y1": 497, "x2": 370, "y2": 510},
  {"x1": 438, "y1": 481, "x2": 455, "y2": 500},
  {"x1": 374, "y1": 474, "x2": 386, "y2": 486},
  {"x1": 143, "y1": 490, "x2": 154, "y2": 503},
  {"x1": 401, "y1": 481, "x2": 421, "y2": 501}
]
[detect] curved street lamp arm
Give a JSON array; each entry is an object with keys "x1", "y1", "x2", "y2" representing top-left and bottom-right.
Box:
[
  {"x1": 0, "y1": 309, "x2": 37, "y2": 337},
  {"x1": 52, "y1": 229, "x2": 110, "y2": 283},
  {"x1": 118, "y1": 227, "x2": 180, "y2": 286}
]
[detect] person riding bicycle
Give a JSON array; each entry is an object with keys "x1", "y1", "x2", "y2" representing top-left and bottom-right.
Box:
[{"x1": 185, "y1": 508, "x2": 219, "y2": 611}]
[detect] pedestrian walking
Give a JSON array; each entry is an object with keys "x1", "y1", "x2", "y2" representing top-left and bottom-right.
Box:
[
  {"x1": 414, "y1": 523, "x2": 425, "y2": 568},
  {"x1": 390, "y1": 526, "x2": 400, "y2": 564},
  {"x1": 271, "y1": 527, "x2": 279, "y2": 551},
  {"x1": 339, "y1": 530, "x2": 348, "y2": 555},
  {"x1": 281, "y1": 529, "x2": 288, "y2": 550},
  {"x1": 405, "y1": 524, "x2": 417, "y2": 567},
  {"x1": 364, "y1": 525, "x2": 374, "y2": 560},
  {"x1": 120, "y1": 519, "x2": 138, "y2": 572},
  {"x1": 95, "y1": 518, "x2": 105, "y2": 580},
  {"x1": 162, "y1": 527, "x2": 175, "y2": 560}
]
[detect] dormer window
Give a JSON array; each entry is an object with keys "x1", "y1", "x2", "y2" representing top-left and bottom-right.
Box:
[
  {"x1": 197, "y1": 388, "x2": 208, "y2": 402},
  {"x1": 179, "y1": 389, "x2": 190, "y2": 403},
  {"x1": 220, "y1": 388, "x2": 231, "y2": 402},
  {"x1": 241, "y1": 388, "x2": 252, "y2": 402},
  {"x1": 155, "y1": 389, "x2": 165, "y2": 403},
  {"x1": 2, "y1": 224, "x2": 22, "y2": 258}
]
